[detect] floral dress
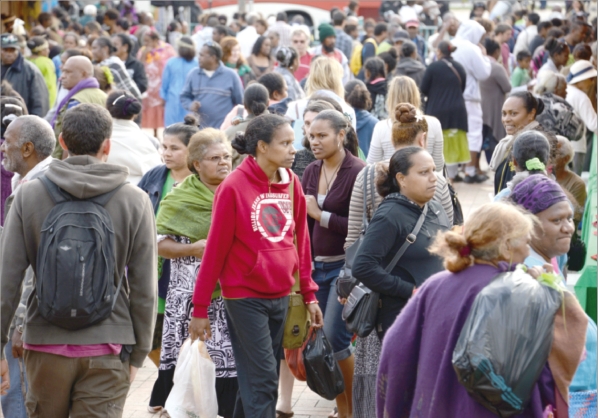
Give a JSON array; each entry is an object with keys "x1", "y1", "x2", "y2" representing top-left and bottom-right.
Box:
[{"x1": 160, "y1": 235, "x2": 236, "y2": 378}]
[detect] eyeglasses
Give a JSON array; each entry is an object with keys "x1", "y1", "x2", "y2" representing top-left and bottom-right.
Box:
[
  {"x1": 203, "y1": 154, "x2": 232, "y2": 163},
  {"x1": 293, "y1": 39, "x2": 306, "y2": 44}
]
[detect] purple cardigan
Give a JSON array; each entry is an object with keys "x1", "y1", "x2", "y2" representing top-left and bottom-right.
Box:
[
  {"x1": 377, "y1": 263, "x2": 555, "y2": 418},
  {"x1": 301, "y1": 151, "x2": 365, "y2": 258}
]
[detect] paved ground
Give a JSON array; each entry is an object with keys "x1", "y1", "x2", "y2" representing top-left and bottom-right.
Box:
[{"x1": 121, "y1": 174, "x2": 495, "y2": 418}]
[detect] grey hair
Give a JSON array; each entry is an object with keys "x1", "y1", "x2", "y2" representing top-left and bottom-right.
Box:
[
  {"x1": 246, "y1": 12, "x2": 259, "y2": 26},
  {"x1": 556, "y1": 135, "x2": 574, "y2": 163},
  {"x1": 534, "y1": 72, "x2": 566, "y2": 95},
  {"x1": 16, "y1": 115, "x2": 56, "y2": 159}
]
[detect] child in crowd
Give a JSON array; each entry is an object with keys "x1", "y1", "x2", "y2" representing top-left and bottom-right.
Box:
[{"x1": 511, "y1": 50, "x2": 532, "y2": 87}]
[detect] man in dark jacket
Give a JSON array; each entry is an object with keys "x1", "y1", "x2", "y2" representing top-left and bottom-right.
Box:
[
  {"x1": 112, "y1": 33, "x2": 147, "y2": 94},
  {"x1": 0, "y1": 34, "x2": 49, "y2": 117}
]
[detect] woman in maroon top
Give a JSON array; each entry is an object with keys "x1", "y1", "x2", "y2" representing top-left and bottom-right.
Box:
[{"x1": 302, "y1": 109, "x2": 364, "y2": 418}]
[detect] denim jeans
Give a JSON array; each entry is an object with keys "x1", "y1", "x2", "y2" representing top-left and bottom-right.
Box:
[
  {"x1": 224, "y1": 297, "x2": 288, "y2": 418},
  {"x1": 313, "y1": 260, "x2": 354, "y2": 360},
  {"x1": 1, "y1": 340, "x2": 28, "y2": 418}
]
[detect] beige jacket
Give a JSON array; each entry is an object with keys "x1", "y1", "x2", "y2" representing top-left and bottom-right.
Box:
[{"x1": 0, "y1": 156, "x2": 157, "y2": 367}]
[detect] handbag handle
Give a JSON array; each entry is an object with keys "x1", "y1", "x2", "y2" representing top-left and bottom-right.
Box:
[{"x1": 384, "y1": 204, "x2": 428, "y2": 273}]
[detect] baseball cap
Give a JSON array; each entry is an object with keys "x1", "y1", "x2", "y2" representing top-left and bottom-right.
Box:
[
  {"x1": 1, "y1": 33, "x2": 19, "y2": 49},
  {"x1": 405, "y1": 20, "x2": 420, "y2": 28},
  {"x1": 393, "y1": 29, "x2": 410, "y2": 42}
]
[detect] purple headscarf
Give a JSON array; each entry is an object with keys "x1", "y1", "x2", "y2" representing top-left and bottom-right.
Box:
[{"x1": 510, "y1": 175, "x2": 568, "y2": 214}]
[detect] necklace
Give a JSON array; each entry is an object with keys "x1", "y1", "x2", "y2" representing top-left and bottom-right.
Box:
[{"x1": 322, "y1": 159, "x2": 343, "y2": 195}]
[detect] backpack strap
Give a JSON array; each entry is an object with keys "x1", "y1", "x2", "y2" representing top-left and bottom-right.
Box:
[
  {"x1": 39, "y1": 176, "x2": 73, "y2": 204},
  {"x1": 89, "y1": 183, "x2": 127, "y2": 207},
  {"x1": 384, "y1": 204, "x2": 428, "y2": 273}
]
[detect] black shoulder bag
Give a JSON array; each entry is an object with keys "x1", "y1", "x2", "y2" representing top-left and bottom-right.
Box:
[
  {"x1": 337, "y1": 166, "x2": 377, "y2": 299},
  {"x1": 342, "y1": 203, "x2": 429, "y2": 338}
]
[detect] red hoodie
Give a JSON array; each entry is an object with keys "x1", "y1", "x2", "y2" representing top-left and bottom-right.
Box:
[{"x1": 192, "y1": 156, "x2": 319, "y2": 318}]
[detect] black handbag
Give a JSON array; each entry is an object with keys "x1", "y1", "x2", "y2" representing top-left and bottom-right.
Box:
[
  {"x1": 337, "y1": 165, "x2": 377, "y2": 299},
  {"x1": 444, "y1": 167, "x2": 464, "y2": 226},
  {"x1": 342, "y1": 204, "x2": 429, "y2": 338}
]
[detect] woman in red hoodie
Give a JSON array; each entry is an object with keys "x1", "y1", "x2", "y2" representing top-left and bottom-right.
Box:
[{"x1": 189, "y1": 113, "x2": 323, "y2": 417}]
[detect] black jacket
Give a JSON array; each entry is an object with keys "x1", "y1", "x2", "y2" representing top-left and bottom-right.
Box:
[
  {"x1": 352, "y1": 194, "x2": 450, "y2": 339},
  {"x1": 137, "y1": 164, "x2": 170, "y2": 299},
  {"x1": 137, "y1": 164, "x2": 169, "y2": 213},
  {"x1": 125, "y1": 55, "x2": 148, "y2": 94},
  {"x1": 1, "y1": 54, "x2": 49, "y2": 117},
  {"x1": 420, "y1": 58, "x2": 468, "y2": 132}
]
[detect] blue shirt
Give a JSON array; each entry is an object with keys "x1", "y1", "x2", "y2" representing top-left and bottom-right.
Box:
[
  {"x1": 179, "y1": 62, "x2": 244, "y2": 128},
  {"x1": 160, "y1": 56, "x2": 198, "y2": 127}
]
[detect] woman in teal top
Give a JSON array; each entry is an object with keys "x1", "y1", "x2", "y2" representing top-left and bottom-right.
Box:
[
  {"x1": 220, "y1": 36, "x2": 255, "y2": 87},
  {"x1": 26, "y1": 36, "x2": 57, "y2": 109}
]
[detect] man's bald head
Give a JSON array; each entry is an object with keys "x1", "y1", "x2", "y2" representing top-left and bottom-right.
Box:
[{"x1": 61, "y1": 56, "x2": 94, "y2": 90}]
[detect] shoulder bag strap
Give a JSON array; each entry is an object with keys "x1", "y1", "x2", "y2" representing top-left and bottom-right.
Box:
[
  {"x1": 289, "y1": 177, "x2": 301, "y2": 294},
  {"x1": 442, "y1": 59, "x2": 462, "y2": 86},
  {"x1": 361, "y1": 166, "x2": 369, "y2": 231},
  {"x1": 384, "y1": 204, "x2": 428, "y2": 273}
]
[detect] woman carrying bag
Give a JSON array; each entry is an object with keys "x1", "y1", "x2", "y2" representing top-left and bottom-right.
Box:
[
  {"x1": 189, "y1": 114, "x2": 323, "y2": 418},
  {"x1": 352, "y1": 146, "x2": 450, "y2": 340}
]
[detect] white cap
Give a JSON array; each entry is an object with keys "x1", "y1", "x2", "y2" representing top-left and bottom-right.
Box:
[
  {"x1": 84, "y1": 5, "x2": 97, "y2": 16},
  {"x1": 567, "y1": 60, "x2": 597, "y2": 85}
]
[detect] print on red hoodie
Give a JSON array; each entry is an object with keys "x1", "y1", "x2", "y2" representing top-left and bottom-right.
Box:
[{"x1": 192, "y1": 156, "x2": 319, "y2": 318}]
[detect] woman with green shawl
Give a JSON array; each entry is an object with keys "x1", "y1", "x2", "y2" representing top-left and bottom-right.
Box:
[{"x1": 151, "y1": 128, "x2": 237, "y2": 417}]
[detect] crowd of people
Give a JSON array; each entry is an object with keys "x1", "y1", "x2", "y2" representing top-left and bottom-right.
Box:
[{"x1": 0, "y1": 1, "x2": 597, "y2": 418}]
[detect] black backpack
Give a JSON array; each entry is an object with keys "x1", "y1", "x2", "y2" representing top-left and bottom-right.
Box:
[{"x1": 36, "y1": 176, "x2": 125, "y2": 330}]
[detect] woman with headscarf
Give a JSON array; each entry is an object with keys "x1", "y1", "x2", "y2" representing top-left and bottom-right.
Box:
[
  {"x1": 376, "y1": 200, "x2": 587, "y2": 417},
  {"x1": 510, "y1": 175, "x2": 597, "y2": 407},
  {"x1": 138, "y1": 30, "x2": 176, "y2": 136},
  {"x1": 274, "y1": 46, "x2": 305, "y2": 101},
  {"x1": 151, "y1": 129, "x2": 238, "y2": 417}
]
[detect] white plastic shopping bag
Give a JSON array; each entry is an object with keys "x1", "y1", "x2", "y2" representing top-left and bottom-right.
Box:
[{"x1": 164, "y1": 338, "x2": 218, "y2": 418}]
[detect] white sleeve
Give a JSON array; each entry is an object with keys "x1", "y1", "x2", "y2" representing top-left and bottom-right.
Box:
[
  {"x1": 366, "y1": 121, "x2": 385, "y2": 164},
  {"x1": 570, "y1": 91, "x2": 597, "y2": 133}
]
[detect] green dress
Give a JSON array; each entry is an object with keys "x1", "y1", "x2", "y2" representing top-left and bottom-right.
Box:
[{"x1": 29, "y1": 56, "x2": 57, "y2": 109}]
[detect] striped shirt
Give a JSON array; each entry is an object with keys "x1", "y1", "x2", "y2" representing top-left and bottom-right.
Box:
[
  {"x1": 345, "y1": 162, "x2": 453, "y2": 250},
  {"x1": 366, "y1": 116, "x2": 445, "y2": 173}
]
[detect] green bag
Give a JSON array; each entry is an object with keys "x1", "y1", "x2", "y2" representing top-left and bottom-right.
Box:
[{"x1": 282, "y1": 179, "x2": 311, "y2": 349}]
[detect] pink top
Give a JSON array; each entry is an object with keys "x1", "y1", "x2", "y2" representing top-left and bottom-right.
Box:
[
  {"x1": 295, "y1": 53, "x2": 313, "y2": 81},
  {"x1": 24, "y1": 343, "x2": 122, "y2": 358},
  {"x1": 500, "y1": 43, "x2": 510, "y2": 76}
]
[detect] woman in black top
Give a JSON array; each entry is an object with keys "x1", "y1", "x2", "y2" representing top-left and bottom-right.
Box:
[
  {"x1": 420, "y1": 41, "x2": 469, "y2": 180},
  {"x1": 352, "y1": 147, "x2": 450, "y2": 339}
]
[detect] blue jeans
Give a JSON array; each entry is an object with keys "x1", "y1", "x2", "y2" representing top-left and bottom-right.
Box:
[
  {"x1": 1, "y1": 340, "x2": 28, "y2": 418},
  {"x1": 313, "y1": 260, "x2": 353, "y2": 360}
]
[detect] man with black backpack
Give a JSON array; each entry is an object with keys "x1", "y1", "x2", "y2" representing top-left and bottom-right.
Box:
[{"x1": 0, "y1": 103, "x2": 157, "y2": 417}]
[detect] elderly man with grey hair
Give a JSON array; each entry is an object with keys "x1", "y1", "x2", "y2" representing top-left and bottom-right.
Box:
[
  {"x1": 1, "y1": 115, "x2": 56, "y2": 214},
  {"x1": 0, "y1": 114, "x2": 55, "y2": 418},
  {"x1": 237, "y1": 12, "x2": 261, "y2": 58}
]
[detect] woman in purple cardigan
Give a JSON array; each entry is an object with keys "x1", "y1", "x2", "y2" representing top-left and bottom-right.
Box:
[
  {"x1": 377, "y1": 202, "x2": 558, "y2": 418},
  {"x1": 302, "y1": 109, "x2": 364, "y2": 418}
]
